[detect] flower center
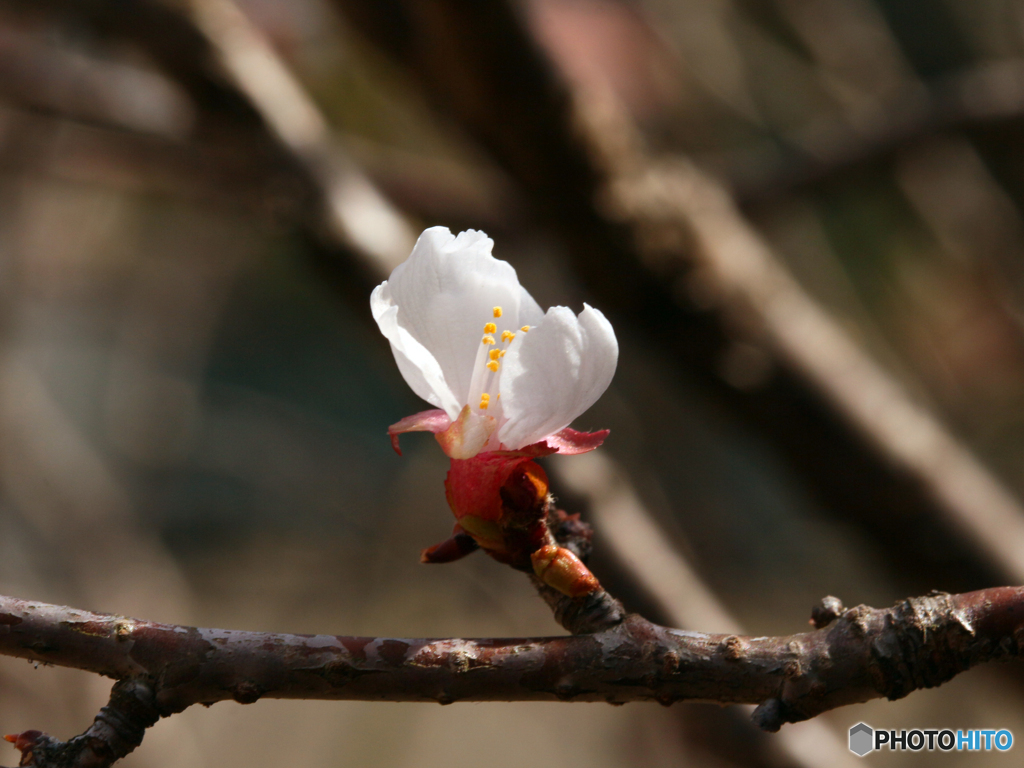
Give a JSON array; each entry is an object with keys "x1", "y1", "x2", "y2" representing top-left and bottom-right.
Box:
[{"x1": 468, "y1": 306, "x2": 530, "y2": 413}]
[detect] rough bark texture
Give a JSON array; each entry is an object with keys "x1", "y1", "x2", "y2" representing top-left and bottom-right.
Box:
[
  {"x1": 3, "y1": 587, "x2": 1024, "y2": 766},
  {"x1": 5, "y1": 680, "x2": 160, "y2": 768},
  {"x1": 6, "y1": 499, "x2": 1023, "y2": 766}
]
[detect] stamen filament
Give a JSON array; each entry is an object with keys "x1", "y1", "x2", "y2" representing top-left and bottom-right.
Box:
[{"x1": 470, "y1": 308, "x2": 517, "y2": 416}]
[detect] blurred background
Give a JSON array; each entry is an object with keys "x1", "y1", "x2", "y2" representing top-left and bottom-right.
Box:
[{"x1": 0, "y1": 0, "x2": 1023, "y2": 765}]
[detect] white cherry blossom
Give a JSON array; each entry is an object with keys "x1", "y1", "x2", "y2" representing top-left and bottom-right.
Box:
[{"x1": 371, "y1": 226, "x2": 618, "y2": 459}]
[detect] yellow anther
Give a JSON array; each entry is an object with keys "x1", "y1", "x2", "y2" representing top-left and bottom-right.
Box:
[
  {"x1": 501, "y1": 330, "x2": 515, "y2": 342},
  {"x1": 480, "y1": 392, "x2": 490, "y2": 401},
  {"x1": 521, "y1": 325, "x2": 530, "y2": 333},
  {"x1": 479, "y1": 396, "x2": 489, "y2": 410},
  {"x1": 482, "y1": 335, "x2": 495, "y2": 345},
  {"x1": 489, "y1": 349, "x2": 501, "y2": 361},
  {"x1": 499, "y1": 350, "x2": 506, "y2": 357},
  {"x1": 486, "y1": 361, "x2": 500, "y2": 372},
  {"x1": 484, "y1": 322, "x2": 497, "y2": 334},
  {"x1": 493, "y1": 307, "x2": 503, "y2": 319}
]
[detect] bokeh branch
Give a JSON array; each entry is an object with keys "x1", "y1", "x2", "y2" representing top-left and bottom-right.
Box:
[
  {"x1": 3, "y1": 586, "x2": 1024, "y2": 766},
  {"x1": 2, "y1": 0, "x2": 401, "y2": 313},
  {"x1": 329, "y1": 0, "x2": 1024, "y2": 594},
  {"x1": 733, "y1": 58, "x2": 1024, "y2": 205}
]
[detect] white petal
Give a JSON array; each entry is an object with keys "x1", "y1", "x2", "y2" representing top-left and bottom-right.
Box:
[
  {"x1": 498, "y1": 304, "x2": 618, "y2": 449},
  {"x1": 383, "y1": 227, "x2": 533, "y2": 406},
  {"x1": 436, "y1": 406, "x2": 497, "y2": 459},
  {"x1": 371, "y1": 282, "x2": 461, "y2": 417}
]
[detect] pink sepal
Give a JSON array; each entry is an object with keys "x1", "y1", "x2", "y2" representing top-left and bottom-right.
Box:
[
  {"x1": 490, "y1": 443, "x2": 559, "y2": 460},
  {"x1": 541, "y1": 427, "x2": 609, "y2": 455},
  {"x1": 390, "y1": 412, "x2": 609, "y2": 458},
  {"x1": 387, "y1": 409, "x2": 450, "y2": 455}
]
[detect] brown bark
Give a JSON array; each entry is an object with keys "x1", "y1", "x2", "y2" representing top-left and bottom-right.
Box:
[{"x1": 2, "y1": 587, "x2": 1024, "y2": 766}]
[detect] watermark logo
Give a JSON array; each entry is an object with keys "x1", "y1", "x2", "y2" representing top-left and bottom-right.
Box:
[
  {"x1": 849, "y1": 723, "x2": 873, "y2": 757},
  {"x1": 848, "y1": 723, "x2": 1013, "y2": 756}
]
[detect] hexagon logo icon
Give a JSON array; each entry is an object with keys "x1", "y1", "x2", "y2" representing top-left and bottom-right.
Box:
[{"x1": 849, "y1": 723, "x2": 874, "y2": 757}]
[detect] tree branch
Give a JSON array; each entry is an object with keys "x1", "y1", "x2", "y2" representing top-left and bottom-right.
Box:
[
  {"x1": 2, "y1": 586, "x2": 1024, "y2": 766},
  {"x1": 3, "y1": 0, "x2": 398, "y2": 316},
  {"x1": 731, "y1": 59, "x2": 1024, "y2": 205}
]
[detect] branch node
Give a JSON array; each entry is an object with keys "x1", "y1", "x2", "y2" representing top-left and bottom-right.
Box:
[
  {"x1": 1013, "y1": 625, "x2": 1024, "y2": 652},
  {"x1": 750, "y1": 698, "x2": 787, "y2": 732},
  {"x1": 534, "y1": 583, "x2": 626, "y2": 635},
  {"x1": 810, "y1": 596, "x2": 845, "y2": 629},
  {"x1": 554, "y1": 680, "x2": 579, "y2": 701},
  {"x1": 720, "y1": 636, "x2": 746, "y2": 661},
  {"x1": 231, "y1": 681, "x2": 262, "y2": 705},
  {"x1": 870, "y1": 593, "x2": 977, "y2": 701},
  {"x1": 782, "y1": 660, "x2": 801, "y2": 680},
  {"x1": 7, "y1": 679, "x2": 160, "y2": 767},
  {"x1": 843, "y1": 605, "x2": 871, "y2": 636},
  {"x1": 661, "y1": 650, "x2": 681, "y2": 675}
]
